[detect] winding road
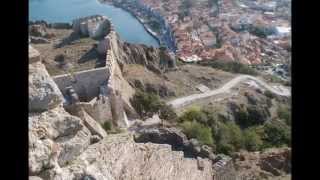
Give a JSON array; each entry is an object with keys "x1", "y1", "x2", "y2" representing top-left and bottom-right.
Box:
[{"x1": 167, "y1": 75, "x2": 291, "y2": 109}]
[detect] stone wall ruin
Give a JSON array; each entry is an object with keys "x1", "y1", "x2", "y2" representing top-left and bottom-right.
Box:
[{"x1": 52, "y1": 16, "x2": 137, "y2": 128}]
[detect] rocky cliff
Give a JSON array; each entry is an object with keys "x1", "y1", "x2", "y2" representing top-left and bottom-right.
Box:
[{"x1": 99, "y1": 33, "x2": 176, "y2": 74}]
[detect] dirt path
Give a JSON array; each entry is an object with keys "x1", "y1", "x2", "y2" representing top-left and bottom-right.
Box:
[{"x1": 167, "y1": 75, "x2": 291, "y2": 109}]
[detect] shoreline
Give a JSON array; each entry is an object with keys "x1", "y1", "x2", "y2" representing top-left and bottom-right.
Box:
[
  {"x1": 133, "y1": 15, "x2": 162, "y2": 46},
  {"x1": 99, "y1": 0, "x2": 178, "y2": 52},
  {"x1": 99, "y1": 0, "x2": 162, "y2": 47}
]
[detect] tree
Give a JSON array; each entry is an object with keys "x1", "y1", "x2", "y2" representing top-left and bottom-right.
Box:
[
  {"x1": 277, "y1": 105, "x2": 291, "y2": 126},
  {"x1": 264, "y1": 90, "x2": 275, "y2": 99},
  {"x1": 179, "y1": 107, "x2": 208, "y2": 124},
  {"x1": 262, "y1": 121, "x2": 291, "y2": 148},
  {"x1": 131, "y1": 91, "x2": 177, "y2": 121},
  {"x1": 159, "y1": 104, "x2": 178, "y2": 122},
  {"x1": 131, "y1": 90, "x2": 163, "y2": 117},
  {"x1": 215, "y1": 121, "x2": 244, "y2": 155},
  {"x1": 180, "y1": 121, "x2": 214, "y2": 146},
  {"x1": 243, "y1": 128, "x2": 263, "y2": 151},
  {"x1": 102, "y1": 121, "x2": 112, "y2": 131}
]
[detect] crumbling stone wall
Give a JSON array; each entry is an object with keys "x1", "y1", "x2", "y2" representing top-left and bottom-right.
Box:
[
  {"x1": 52, "y1": 67, "x2": 109, "y2": 102},
  {"x1": 72, "y1": 15, "x2": 111, "y2": 39},
  {"x1": 54, "y1": 17, "x2": 137, "y2": 128}
]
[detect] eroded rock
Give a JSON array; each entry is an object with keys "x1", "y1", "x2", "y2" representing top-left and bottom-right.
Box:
[
  {"x1": 29, "y1": 62, "x2": 64, "y2": 112},
  {"x1": 54, "y1": 133, "x2": 214, "y2": 180}
]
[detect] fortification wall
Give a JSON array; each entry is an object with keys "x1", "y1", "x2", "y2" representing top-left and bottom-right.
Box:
[
  {"x1": 52, "y1": 67, "x2": 109, "y2": 102},
  {"x1": 53, "y1": 16, "x2": 137, "y2": 127},
  {"x1": 73, "y1": 15, "x2": 111, "y2": 39},
  {"x1": 103, "y1": 29, "x2": 138, "y2": 125}
]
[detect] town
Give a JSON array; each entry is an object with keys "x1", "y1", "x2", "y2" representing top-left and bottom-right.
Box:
[{"x1": 100, "y1": 0, "x2": 291, "y2": 80}]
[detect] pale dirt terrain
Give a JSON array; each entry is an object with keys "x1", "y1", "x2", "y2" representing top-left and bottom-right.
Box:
[
  {"x1": 167, "y1": 74, "x2": 291, "y2": 109},
  {"x1": 123, "y1": 63, "x2": 236, "y2": 100}
]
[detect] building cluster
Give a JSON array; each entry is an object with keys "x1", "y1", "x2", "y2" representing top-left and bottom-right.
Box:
[
  {"x1": 123, "y1": 0, "x2": 290, "y2": 65},
  {"x1": 102, "y1": 0, "x2": 290, "y2": 70}
]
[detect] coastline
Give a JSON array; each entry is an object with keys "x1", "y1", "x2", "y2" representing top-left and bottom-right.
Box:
[
  {"x1": 97, "y1": 0, "x2": 175, "y2": 50},
  {"x1": 99, "y1": 0, "x2": 162, "y2": 47},
  {"x1": 134, "y1": 15, "x2": 162, "y2": 46}
]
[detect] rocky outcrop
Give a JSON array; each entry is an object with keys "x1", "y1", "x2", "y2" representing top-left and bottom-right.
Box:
[
  {"x1": 42, "y1": 133, "x2": 214, "y2": 180},
  {"x1": 120, "y1": 43, "x2": 161, "y2": 71},
  {"x1": 133, "y1": 127, "x2": 217, "y2": 160},
  {"x1": 29, "y1": 53, "x2": 64, "y2": 112},
  {"x1": 98, "y1": 34, "x2": 176, "y2": 74},
  {"x1": 130, "y1": 79, "x2": 176, "y2": 98},
  {"x1": 258, "y1": 148, "x2": 291, "y2": 176},
  {"x1": 28, "y1": 45, "x2": 216, "y2": 178},
  {"x1": 29, "y1": 46, "x2": 106, "y2": 176},
  {"x1": 234, "y1": 147, "x2": 291, "y2": 179}
]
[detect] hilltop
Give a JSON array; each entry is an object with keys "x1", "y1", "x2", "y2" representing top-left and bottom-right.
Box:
[{"x1": 29, "y1": 12, "x2": 291, "y2": 180}]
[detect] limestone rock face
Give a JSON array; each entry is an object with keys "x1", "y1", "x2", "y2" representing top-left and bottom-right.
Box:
[
  {"x1": 29, "y1": 62, "x2": 64, "y2": 112},
  {"x1": 29, "y1": 107, "x2": 83, "y2": 140},
  {"x1": 133, "y1": 127, "x2": 216, "y2": 161},
  {"x1": 56, "y1": 126, "x2": 91, "y2": 166},
  {"x1": 53, "y1": 133, "x2": 214, "y2": 180},
  {"x1": 29, "y1": 106, "x2": 92, "y2": 173},
  {"x1": 29, "y1": 131, "x2": 54, "y2": 175},
  {"x1": 80, "y1": 109, "x2": 108, "y2": 139},
  {"x1": 28, "y1": 49, "x2": 98, "y2": 175},
  {"x1": 258, "y1": 148, "x2": 291, "y2": 175}
]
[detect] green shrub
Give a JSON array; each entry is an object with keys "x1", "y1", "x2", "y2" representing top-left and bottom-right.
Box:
[
  {"x1": 102, "y1": 121, "x2": 112, "y2": 132},
  {"x1": 277, "y1": 105, "x2": 291, "y2": 126},
  {"x1": 180, "y1": 121, "x2": 214, "y2": 146},
  {"x1": 215, "y1": 121, "x2": 244, "y2": 154},
  {"x1": 131, "y1": 90, "x2": 178, "y2": 121},
  {"x1": 131, "y1": 91, "x2": 164, "y2": 117},
  {"x1": 234, "y1": 109, "x2": 251, "y2": 128},
  {"x1": 159, "y1": 104, "x2": 178, "y2": 122},
  {"x1": 262, "y1": 121, "x2": 291, "y2": 148},
  {"x1": 264, "y1": 90, "x2": 275, "y2": 99},
  {"x1": 247, "y1": 105, "x2": 269, "y2": 124},
  {"x1": 179, "y1": 107, "x2": 208, "y2": 124},
  {"x1": 217, "y1": 143, "x2": 235, "y2": 155},
  {"x1": 243, "y1": 128, "x2": 263, "y2": 151},
  {"x1": 235, "y1": 106, "x2": 268, "y2": 128}
]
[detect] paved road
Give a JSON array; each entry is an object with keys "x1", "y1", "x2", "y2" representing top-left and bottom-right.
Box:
[{"x1": 167, "y1": 75, "x2": 291, "y2": 109}]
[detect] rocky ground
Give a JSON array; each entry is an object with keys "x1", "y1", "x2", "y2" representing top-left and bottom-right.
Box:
[
  {"x1": 233, "y1": 147, "x2": 291, "y2": 180},
  {"x1": 174, "y1": 76, "x2": 290, "y2": 116},
  {"x1": 123, "y1": 63, "x2": 235, "y2": 100}
]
